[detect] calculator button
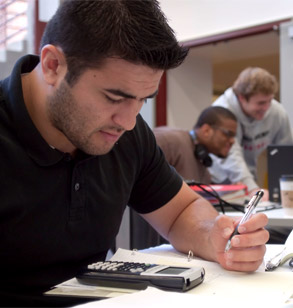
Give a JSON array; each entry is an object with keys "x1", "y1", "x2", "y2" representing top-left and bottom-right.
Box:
[
  {"x1": 101, "y1": 265, "x2": 111, "y2": 270},
  {"x1": 110, "y1": 262, "x2": 117, "y2": 266},
  {"x1": 86, "y1": 261, "x2": 157, "y2": 274},
  {"x1": 94, "y1": 265, "x2": 102, "y2": 270},
  {"x1": 116, "y1": 263, "x2": 124, "y2": 267},
  {"x1": 108, "y1": 265, "x2": 118, "y2": 270},
  {"x1": 130, "y1": 268, "x2": 138, "y2": 273}
]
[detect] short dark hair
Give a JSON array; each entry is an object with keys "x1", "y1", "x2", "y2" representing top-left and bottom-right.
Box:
[
  {"x1": 194, "y1": 106, "x2": 237, "y2": 129},
  {"x1": 40, "y1": 0, "x2": 189, "y2": 86}
]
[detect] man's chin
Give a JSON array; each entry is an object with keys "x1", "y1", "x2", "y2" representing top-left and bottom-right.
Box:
[
  {"x1": 254, "y1": 113, "x2": 265, "y2": 120},
  {"x1": 216, "y1": 152, "x2": 229, "y2": 159},
  {"x1": 82, "y1": 143, "x2": 116, "y2": 156}
]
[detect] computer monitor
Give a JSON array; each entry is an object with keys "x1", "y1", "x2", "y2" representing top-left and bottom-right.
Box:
[{"x1": 267, "y1": 144, "x2": 293, "y2": 202}]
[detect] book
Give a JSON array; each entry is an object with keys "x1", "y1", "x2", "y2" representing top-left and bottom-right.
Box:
[{"x1": 189, "y1": 184, "x2": 248, "y2": 205}]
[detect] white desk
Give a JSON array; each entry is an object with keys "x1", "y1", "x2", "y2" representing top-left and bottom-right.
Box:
[
  {"x1": 227, "y1": 207, "x2": 293, "y2": 228},
  {"x1": 73, "y1": 244, "x2": 293, "y2": 308},
  {"x1": 262, "y1": 208, "x2": 293, "y2": 228}
]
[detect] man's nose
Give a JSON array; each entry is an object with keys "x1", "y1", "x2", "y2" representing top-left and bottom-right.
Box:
[
  {"x1": 112, "y1": 100, "x2": 142, "y2": 131},
  {"x1": 229, "y1": 136, "x2": 236, "y2": 145},
  {"x1": 263, "y1": 101, "x2": 271, "y2": 111}
]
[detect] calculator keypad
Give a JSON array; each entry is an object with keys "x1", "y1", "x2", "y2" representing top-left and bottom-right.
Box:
[{"x1": 87, "y1": 261, "x2": 156, "y2": 274}]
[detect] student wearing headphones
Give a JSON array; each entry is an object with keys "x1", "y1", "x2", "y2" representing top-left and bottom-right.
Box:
[{"x1": 153, "y1": 106, "x2": 237, "y2": 183}]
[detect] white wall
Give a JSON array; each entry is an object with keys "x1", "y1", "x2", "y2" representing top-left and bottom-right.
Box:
[
  {"x1": 280, "y1": 21, "x2": 293, "y2": 131},
  {"x1": 159, "y1": 0, "x2": 293, "y2": 42},
  {"x1": 38, "y1": 0, "x2": 59, "y2": 22},
  {"x1": 39, "y1": 0, "x2": 293, "y2": 41},
  {"x1": 140, "y1": 99, "x2": 155, "y2": 129},
  {"x1": 167, "y1": 49, "x2": 212, "y2": 129},
  {"x1": 158, "y1": 0, "x2": 293, "y2": 129}
]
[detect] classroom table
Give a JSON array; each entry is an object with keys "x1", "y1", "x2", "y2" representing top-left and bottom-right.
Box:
[
  {"x1": 64, "y1": 243, "x2": 293, "y2": 308},
  {"x1": 226, "y1": 207, "x2": 293, "y2": 228}
]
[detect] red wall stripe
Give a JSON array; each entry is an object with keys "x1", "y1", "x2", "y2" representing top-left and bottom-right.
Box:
[{"x1": 155, "y1": 72, "x2": 167, "y2": 127}]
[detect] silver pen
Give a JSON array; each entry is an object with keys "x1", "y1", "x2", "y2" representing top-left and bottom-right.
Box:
[{"x1": 225, "y1": 189, "x2": 264, "y2": 252}]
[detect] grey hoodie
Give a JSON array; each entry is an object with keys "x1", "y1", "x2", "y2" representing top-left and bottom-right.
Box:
[{"x1": 209, "y1": 87, "x2": 293, "y2": 191}]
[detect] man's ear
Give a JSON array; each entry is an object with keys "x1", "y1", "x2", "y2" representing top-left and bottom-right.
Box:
[
  {"x1": 40, "y1": 45, "x2": 67, "y2": 86},
  {"x1": 201, "y1": 123, "x2": 213, "y2": 137},
  {"x1": 237, "y1": 94, "x2": 247, "y2": 105}
]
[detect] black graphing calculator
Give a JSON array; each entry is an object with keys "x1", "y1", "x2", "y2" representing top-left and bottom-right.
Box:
[{"x1": 76, "y1": 260, "x2": 205, "y2": 292}]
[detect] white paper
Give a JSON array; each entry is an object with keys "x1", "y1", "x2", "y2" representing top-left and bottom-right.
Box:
[
  {"x1": 108, "y1": 247, "x2": 293, "y2": 306},
  {"x1": 47, "y1": 245, "x2": 293, "y2": 307}
]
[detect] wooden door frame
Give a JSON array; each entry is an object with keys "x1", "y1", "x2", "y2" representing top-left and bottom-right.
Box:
[{"x1": 33, "y1": 0, "x2": 47, "y2": 54}]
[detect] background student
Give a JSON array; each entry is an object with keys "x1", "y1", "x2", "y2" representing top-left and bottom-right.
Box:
[
  {"x1": 153, "y1": 106, "x2": 237, "y2": 183},
  {"x1": 210, "y1": 67, "x2": 293, "y2": 201}
]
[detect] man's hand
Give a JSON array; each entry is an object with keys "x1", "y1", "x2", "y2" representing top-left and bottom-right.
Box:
[
  {"x1": 143, "y1": 182, "x2": 269, "y2": 273},
  {"x1": 210, "y1": 213, "x2": 269, "y2": 272}
]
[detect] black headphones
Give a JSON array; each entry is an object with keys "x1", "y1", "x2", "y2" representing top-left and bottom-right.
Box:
[{"x1": 189, "y1": 130, "x2": 213, "y2": 167}]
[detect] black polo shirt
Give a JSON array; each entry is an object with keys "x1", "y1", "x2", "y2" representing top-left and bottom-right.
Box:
[{"x1": 0, "y1": 55, "x2": 182, "y2": 296}]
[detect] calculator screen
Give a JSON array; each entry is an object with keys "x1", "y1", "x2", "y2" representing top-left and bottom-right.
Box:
[{"x1": 156, "y1": 267, "x2": 188, "y2": 275}]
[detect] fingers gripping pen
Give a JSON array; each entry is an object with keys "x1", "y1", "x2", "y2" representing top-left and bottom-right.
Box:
[{"x1": 225, "y1": 189, "x2": 264, "y2": 252}]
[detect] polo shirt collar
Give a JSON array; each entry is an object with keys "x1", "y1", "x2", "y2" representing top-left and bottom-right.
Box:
[{"x1": 2, "y1": 55, "x2": 65, "y2": 166}]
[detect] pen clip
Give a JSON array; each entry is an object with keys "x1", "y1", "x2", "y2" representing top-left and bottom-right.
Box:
[
  {"x1": 241, "y1": 190, "x2": 264, "y2": 223},
  {"x1": 245, "y1": 195, "x2": 257, "y2": 210},
  {"x1": 187, "y1": 250, "x2": 194, "y2": 262}
]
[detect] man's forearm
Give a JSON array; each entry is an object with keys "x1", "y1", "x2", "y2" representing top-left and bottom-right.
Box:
[{"x1": 167, "y1": 197, "x2": 219, "y2": 262}]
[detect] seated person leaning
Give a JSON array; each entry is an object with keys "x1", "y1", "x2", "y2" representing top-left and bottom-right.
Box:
[{"x1": 153, "y1": 106, "x2": 237, "y2": 184}]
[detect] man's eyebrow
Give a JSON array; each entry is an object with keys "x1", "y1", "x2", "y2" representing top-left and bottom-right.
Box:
[{"x1": 105, "y1": 89, "x2": 158, "y2": 100}]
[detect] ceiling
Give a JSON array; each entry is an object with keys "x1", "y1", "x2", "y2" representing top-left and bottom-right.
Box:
[{"x1": 188, "y1": 29, "x2": 280, "y2": 98}]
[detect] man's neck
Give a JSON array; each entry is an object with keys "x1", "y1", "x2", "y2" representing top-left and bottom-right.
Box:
[{"x1": 21, "y1": 67, "x2": 76, "y2": 154}]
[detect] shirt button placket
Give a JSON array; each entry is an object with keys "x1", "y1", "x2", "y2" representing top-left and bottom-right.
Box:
[
  {"x1": 74, "y1": 183, "x2": 80, "y2": 191},
  {"x1": 70, "y1": 166, "x2": 84, "y2": 222}
]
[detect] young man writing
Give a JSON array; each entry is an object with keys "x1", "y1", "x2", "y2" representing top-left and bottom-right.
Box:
[{"x1": 0, "y1": 1, "x2": 268, "y2": 306}]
